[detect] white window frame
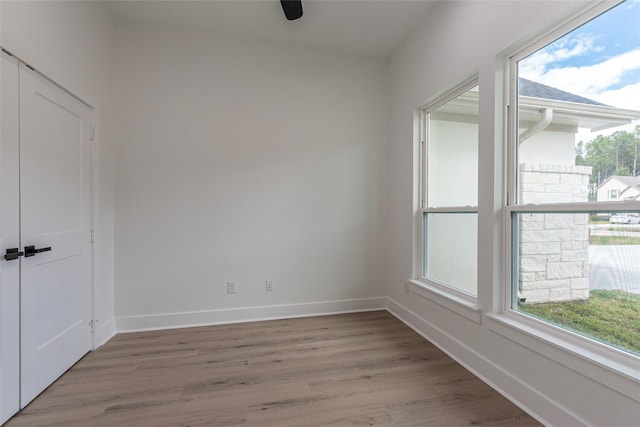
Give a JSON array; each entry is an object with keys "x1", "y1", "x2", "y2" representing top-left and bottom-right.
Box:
[
  {"x1": 494, "y1": 0, "x2": 640, "y2": 395},
  {"x1": 609, "y1": 189, "x2": 619, "y2": 199},
  {"x1": 415, "y1": 77, "x2": 479, "y2": 308}
]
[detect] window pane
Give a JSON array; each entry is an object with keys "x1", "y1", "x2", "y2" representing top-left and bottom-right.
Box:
[
  {"x1": 424, "y1": 212, "x2": 477, "y2": 296},
  {"x1": 427, "y1": 86, "x2": 478, "y2": 208},
  {"x1": 513, "y1": 211, "x2": 640, "y2": 356},
  {"x1": 517, "y1": 1, "x2": 640, "y2": 204}
]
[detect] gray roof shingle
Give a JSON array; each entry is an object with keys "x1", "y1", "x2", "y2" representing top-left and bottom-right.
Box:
[
  {"x1": 613, "y1": 175, "x2": 640, "y2": 188},
  {"x1": 519, "y1": 78, "x2": 608, "y2": 106}
]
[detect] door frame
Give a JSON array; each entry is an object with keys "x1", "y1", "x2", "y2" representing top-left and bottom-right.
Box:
[
  {"x1": 0, "y1": 43, "x2": 102, "y2": 347},
  {"x1": 1, "y1": 48, "x2": 21, "y2": 426},
  {"x1": 0, "y1": 44, "x2": 100, "y2": 418}
]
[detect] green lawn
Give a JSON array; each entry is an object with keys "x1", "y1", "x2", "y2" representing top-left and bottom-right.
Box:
[
  {"x1": 519, "y1": 290, "x2": 640, "y2": 356},
  {"x1": 607, "y1": 226, "x2": 640, "y2": 232},
  {"x1": 589, "y1": 235, "x2": 640, "y2": 245}
]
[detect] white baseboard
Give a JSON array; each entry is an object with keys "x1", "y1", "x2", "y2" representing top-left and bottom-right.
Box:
[
  {"x1": 386, "y1": 298, "x2": 589, "y2": 427},
  {"x1": 93, "y1": 317, "x2": 116, "y2": 349},
  {"x1": 115, "y1": 297, "x2": 387, "y2": 333}
]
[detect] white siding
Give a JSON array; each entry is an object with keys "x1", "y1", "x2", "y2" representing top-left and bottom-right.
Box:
[
  {"x1": 519, "y1": 129, "x2": 576, "y2": 166},
  {"x1": 428, "y1": 119, "x2": 478, "y2": 207},
  {"x1": 597, "y1": 178, "x2": 629, "y2": 201}
]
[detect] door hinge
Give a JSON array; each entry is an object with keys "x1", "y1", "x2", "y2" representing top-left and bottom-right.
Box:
[
  {"x1": 90, "y1": 230, "x2": 95, "y2": 243},
  {"x1": 89, "y1": 320, "x2": 95, "y2": 333},
  {"x1": 90, "y1": 127, "x2": 95, "y2": 141}
]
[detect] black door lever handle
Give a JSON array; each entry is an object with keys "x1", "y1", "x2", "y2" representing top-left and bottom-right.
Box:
[
  {"x1": 24, "y1": 245, "x2": 52, "y2": 258},
  {"x1": 4, "y1": 248, "x2": 24, "y2": 261}
]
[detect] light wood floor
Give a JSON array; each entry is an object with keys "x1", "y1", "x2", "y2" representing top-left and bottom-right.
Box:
[{"x1": 6, "y1": 311, "x2": 540, "y2": 426}]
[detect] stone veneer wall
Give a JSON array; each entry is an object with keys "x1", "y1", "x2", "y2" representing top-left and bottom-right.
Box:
[{"x1": 519, "y1": 164, "x2": 592, "y2": 303}]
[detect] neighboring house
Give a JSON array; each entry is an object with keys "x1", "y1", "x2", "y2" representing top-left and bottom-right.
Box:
[{"x1": 596, "y1": 175, "x2": 640, "y2": 201}]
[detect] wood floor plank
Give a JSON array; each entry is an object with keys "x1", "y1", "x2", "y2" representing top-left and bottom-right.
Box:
[{"x1": 5, "y1": 311, "x2": 540, "y2": 426}]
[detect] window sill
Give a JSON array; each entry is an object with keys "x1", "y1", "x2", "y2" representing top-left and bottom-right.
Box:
[
  {"x1": 486, "y1": 312, "x2": 640, "y2": 402},
  {"x1": 406, "y1": 279, "x2": 481, "y2": 324}
]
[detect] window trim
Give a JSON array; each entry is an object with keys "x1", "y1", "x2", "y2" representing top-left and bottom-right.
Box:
[
  {"x1": 418, "y1": 76, "x2": 480, "y2": 300},
  {"x1": 407, "y1": 279, "x2": 481, "y2": 324},
  {"x1": 501, "y1": 0, "x2": 640, "y2": 379},
  {"x1": 486, "y1": 311, "x2": 640, "y2": 402}
]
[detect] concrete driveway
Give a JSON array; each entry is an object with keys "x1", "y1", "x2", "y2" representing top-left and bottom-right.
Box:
[
  {"x1": 589, "y1": 223, "x2": 640, "y2": 237},
  {"x1": 588, "y1": 244, "x2": 640, "y2": 294}
]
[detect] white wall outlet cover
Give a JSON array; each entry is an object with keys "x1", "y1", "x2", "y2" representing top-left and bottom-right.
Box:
[{"x1": 227, "y1": 281, "x2": 237, "y2": 294}]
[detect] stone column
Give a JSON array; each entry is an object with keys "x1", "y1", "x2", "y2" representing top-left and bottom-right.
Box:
[{"x1": 518, "y1": 164, "x2": 592, "y2": 303}]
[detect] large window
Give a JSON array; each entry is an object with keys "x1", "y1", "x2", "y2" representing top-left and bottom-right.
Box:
[
  {"x1": 509, "y1": 1, "x2": 640, "y2": 357},
  {"x1": 420, "y1": 79, "x2": 478, "y2": 297}
]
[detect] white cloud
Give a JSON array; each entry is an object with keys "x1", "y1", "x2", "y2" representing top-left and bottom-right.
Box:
[
  {"x1": 520, "y1": 34, "x2": 601, "y2": 80},
  {"x1": 520, "y1": 47, "x2": 640, "y2": 111},
  {"x1": 596, "y1": 81, "x2": 640, "y2": 111},
  {"x1": 518, "y1": 9, "x2": 640, "y2": 112}
]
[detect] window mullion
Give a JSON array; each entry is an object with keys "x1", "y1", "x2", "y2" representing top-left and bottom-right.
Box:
[
  {"x1": 423, "y1": 207, "x2": 478, "y2": 214},
  {"x1": 509, "y1": 201, "x2": 640, "y2": 213}
]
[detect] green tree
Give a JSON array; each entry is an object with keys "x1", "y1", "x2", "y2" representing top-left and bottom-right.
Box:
[
  {"x1": 633, "y1": 125, "x2": 640, "y2": 176},
  {"x1": 582, "y1": 127, "x2": 640, "y2": 187},
  {"x1": 610, "y1": 130, "x2": 636, "y2": 174},
  {"x1": 575, "y1": 140, "x2": 587, "y2": 166},
  {"x1": 584, "y1": 134, "x2": 615, "y2": 186}
]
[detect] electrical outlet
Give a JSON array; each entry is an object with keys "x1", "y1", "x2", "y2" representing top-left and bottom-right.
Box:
[
  {"x1": 227, "y1": 281, "x2": 237, "y2": 294},
  {"x1": 265, "y1": 280, "x2": 274, "y2": 292}
]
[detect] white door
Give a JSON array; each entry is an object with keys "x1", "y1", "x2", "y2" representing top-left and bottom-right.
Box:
[
  {"x1": 19, "y1": 63, "x2": 93, "y2": 406},
  {"x1": 0, "y1": 50, "x2": 21, "y2": 425}
]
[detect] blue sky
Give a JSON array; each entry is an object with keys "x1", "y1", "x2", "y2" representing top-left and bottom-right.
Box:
[{"x1": 520, "y1": 0, "x2": 640, "y2": 111}]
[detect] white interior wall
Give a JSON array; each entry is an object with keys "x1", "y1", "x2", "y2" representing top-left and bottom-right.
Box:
[
  {"x1": 111, "y1": 24, "x2": 389, "y2": 329},
  {"x1": 0, "y1": 0, "x2": 116, "y2": 346},
  {"x1": 387, "y1": 1, "x2": 639, "y2": 426}
]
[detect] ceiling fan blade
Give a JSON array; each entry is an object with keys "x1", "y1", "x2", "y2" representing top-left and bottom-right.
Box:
[{"x1": 281, "y1": 0, "x2": 303, "y2": 21}]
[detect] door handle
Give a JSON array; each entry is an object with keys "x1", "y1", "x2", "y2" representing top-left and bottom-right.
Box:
[
  {"x1": 24, "y1": 245, "x2": 52, "y2": 258},
  {"x1": 4, "y1": 248, "x2": 24, "y2": 261}
]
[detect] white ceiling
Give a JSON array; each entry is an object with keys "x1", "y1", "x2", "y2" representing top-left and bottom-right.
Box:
[{"x1": 103, "y1": 0, "x2": 437, "y2": 57}]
